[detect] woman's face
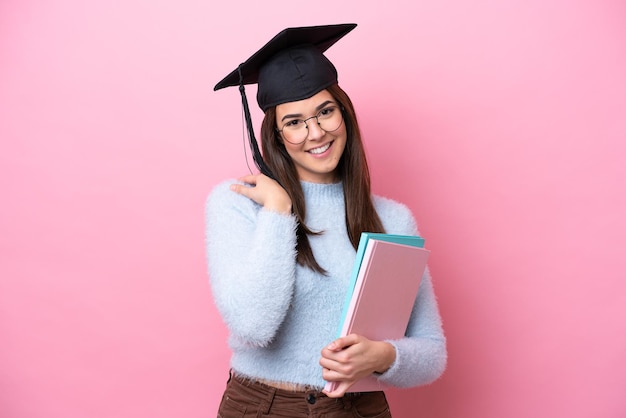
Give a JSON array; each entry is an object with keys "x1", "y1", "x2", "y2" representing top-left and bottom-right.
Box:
[{"x1": 275, "y1": 89, "x2": 347, "y2": 184}]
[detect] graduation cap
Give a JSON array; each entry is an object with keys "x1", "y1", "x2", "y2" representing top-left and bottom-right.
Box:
[{"x1": 214, "y1": 23, "x2": 357, "y2": 179}]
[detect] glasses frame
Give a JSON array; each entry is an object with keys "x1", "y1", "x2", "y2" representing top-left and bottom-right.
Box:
[{"x1": 276, "y1": 104, "x2": 345, "y2": 145}]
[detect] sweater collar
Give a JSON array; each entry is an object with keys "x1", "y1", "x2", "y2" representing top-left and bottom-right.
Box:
[{"x1": 301, "y1": 181, "x2": 344, "y2": 202}]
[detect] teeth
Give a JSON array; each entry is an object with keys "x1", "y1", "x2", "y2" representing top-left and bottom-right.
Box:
[{"x1": 309, "y1": 142, "x2": 331, "y2": 155}]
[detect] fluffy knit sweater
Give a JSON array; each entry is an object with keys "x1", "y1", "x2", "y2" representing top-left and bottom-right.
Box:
[{"x1": 205, "y1": 180, "x2": 447, "y2": 389}]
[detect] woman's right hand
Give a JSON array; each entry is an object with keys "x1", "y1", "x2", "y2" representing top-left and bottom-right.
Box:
[{"x1": 230, "y1": 174, "x2": 292, "y2": 215}]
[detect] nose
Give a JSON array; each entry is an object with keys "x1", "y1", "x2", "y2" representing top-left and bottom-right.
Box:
[{"x1": 304, "y1": 116, "x2": 324, "y2": 140}]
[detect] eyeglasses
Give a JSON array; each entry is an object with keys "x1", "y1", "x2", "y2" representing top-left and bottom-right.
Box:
[{"x1": 277, "y1": 105, "x2": 344, "y2": 145}]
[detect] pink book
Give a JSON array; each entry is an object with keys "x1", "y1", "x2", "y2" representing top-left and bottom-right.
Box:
[{"x1": 324, "y1": 236, "x2": 430, "y2": 393}]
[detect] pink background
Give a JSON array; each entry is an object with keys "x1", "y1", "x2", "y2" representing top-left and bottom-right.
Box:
[{"x1": 1, "y1": 1, "x2": 625, "y2": 417}]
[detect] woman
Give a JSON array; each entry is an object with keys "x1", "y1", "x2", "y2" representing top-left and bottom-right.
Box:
[{"x1": 206, "y1": 24, "x2": 446, "y2": 417}]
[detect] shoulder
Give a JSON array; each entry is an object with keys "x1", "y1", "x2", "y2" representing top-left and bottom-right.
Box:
[
  {"x1": 373, "y1": 194, "x2": 419, "y2": 235},
  {"x1": 205, "y1": 179, "x2": 261, "y2": 220}
]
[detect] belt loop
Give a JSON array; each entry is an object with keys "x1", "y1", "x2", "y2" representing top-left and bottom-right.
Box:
[
  {"x1": 342, "y1": 395, "x2": 352, "y2": 410},
  {"x1": 259, "y1": 386, "x2": 276, "y2": 415}
]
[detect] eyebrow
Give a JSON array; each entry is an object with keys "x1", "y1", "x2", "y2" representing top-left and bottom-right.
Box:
[{"x1": 280, "y1": 100, "x2": 336, "y2": 122}]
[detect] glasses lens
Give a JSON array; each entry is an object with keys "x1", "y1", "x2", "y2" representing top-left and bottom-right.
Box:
[
  {"x1": 282, "y1": 120, "x2": 307, "y2": 144},
  {"x1": 281, "y1": 106, "x2": 343, "y2": 144},
  {"x1": 318, "y1": 106, "x2": 343, "y2": 133}
]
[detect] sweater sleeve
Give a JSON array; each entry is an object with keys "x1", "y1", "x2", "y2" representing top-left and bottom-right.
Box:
[
  {"x1": 373, "y1": 196, "x2": 448, "y2": 387},
  {"x1": 205, "y1": 180, "x2": 298, "y2": 347}
]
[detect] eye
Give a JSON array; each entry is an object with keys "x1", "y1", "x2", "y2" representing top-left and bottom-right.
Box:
[
  {"x1": 284, "y1": 119, "x2": 303, "y2": 129},
  {"x1": 318, "y1": 106, "x2": 336, "y2": 118}
]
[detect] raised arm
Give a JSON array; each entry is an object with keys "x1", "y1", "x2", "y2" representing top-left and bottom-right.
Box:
[{"x1": 205, "y1": 177, "x2": 298, "y2": 346}]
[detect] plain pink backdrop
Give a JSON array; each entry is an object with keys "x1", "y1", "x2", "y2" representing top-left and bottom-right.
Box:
[{"x1": 1, "y1": 1, "x2": 625, "y2": 417}]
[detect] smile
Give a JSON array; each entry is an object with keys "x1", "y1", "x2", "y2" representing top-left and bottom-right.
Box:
[{"x1": 308, "y1": 141, "x2": 332, "y2": 155}]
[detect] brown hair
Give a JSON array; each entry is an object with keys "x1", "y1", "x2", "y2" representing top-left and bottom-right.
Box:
[{"x1": 261, "y1": 84, "x2": 384, "y2": 273}]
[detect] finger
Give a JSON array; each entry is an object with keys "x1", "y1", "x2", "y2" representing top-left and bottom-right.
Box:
[
  {"x1": 320, "y1": 364, "x2": 337, "y2": 380},
  {"x1": 319, "y1": 356, "x2": 342, "y2": 372},
  {"x1": 229, "y1": 183, "x2": 251, "y2": 196},
  {"x1": 321, "y1": 366, "x2": 346, "y2": 389},
  {"x1": 320, "y1": 353, "x2": 357, "y2": 379},
  {"x1": 321, "y1": 341, "x2": 355, "y2": 365},
  {"x1": 237, "y1": 174, "x2": 259, "y2": 185},
  {"x1": 326, "y1": 334, "x2": 359, "y2": 351}
]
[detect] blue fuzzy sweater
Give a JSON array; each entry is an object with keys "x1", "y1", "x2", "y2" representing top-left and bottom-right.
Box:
[{"x1": 205, "y1": 180, "x2": 446, "y2": 389}]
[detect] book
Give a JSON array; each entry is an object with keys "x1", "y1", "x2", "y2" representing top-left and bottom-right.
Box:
[{"x1": 324, "y1": 233, "x2": 430, "y2": 393}]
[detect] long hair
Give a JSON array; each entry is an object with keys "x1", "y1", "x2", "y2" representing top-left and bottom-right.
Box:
[{"x1": 261, "y1": 84, "x2": 385, "y2": 273}]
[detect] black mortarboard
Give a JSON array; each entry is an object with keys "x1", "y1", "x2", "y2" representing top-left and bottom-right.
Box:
[{"x1": 214, "y1": 24, "x2": 357, "y2": 178}]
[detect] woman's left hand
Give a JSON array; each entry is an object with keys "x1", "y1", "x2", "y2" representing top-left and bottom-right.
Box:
[{"x1": 320, "y1": 334, "x2": 396, "y2": 398}]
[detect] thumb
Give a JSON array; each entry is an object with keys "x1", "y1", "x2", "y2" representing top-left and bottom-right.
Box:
[{"x1": 323, "y1": 381, "x2": 351, "y2": 398}]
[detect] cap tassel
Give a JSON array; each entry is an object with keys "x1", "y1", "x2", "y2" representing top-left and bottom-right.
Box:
[{"x1": 238, "y1": 65, "x2": 274, "y2": 179}]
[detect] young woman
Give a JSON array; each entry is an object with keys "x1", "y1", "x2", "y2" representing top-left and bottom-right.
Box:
[{"x1": 206, "y1": 24, "x2": 446, "y2": 417}]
